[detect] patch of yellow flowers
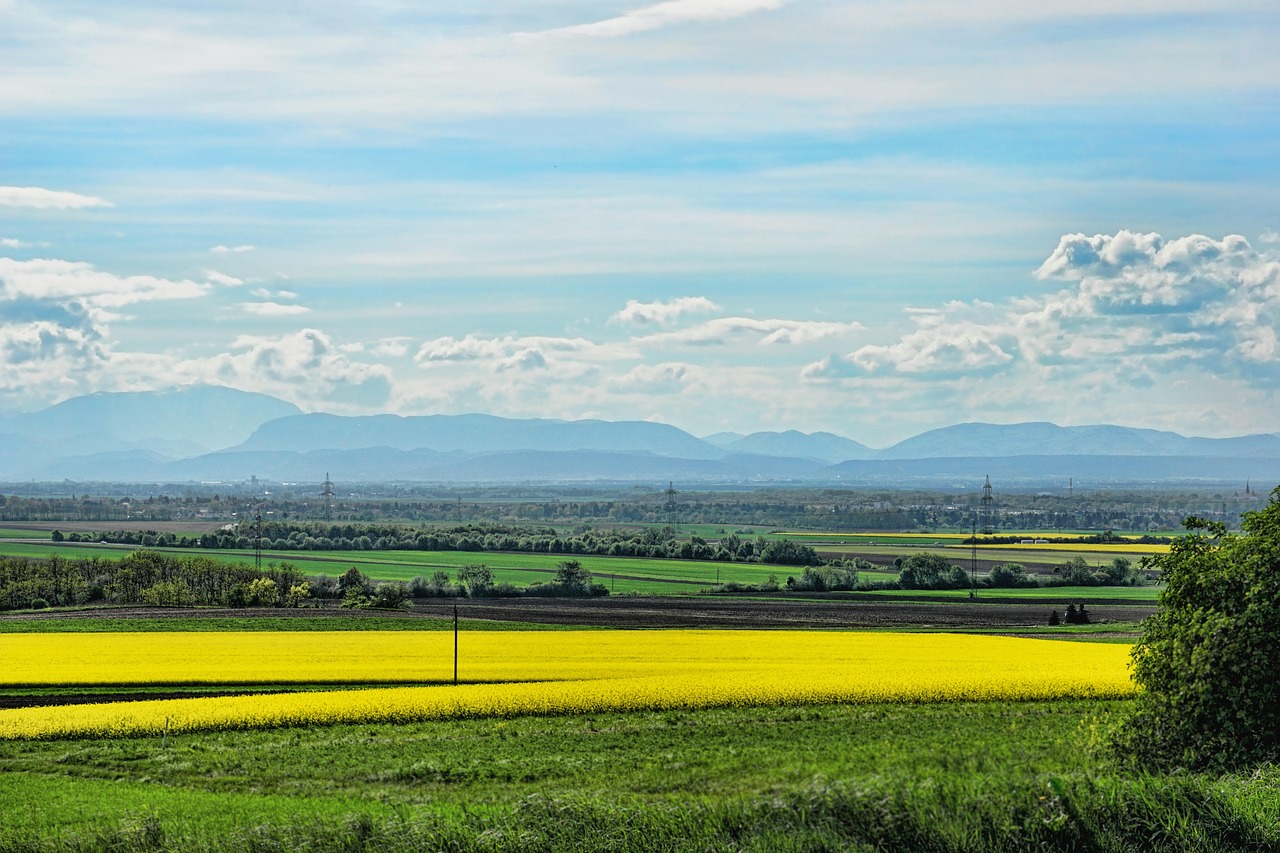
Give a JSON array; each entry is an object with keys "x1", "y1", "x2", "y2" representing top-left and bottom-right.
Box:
[{"x1": 0, "y1": 631, "x2": 1134, "y2": 740}]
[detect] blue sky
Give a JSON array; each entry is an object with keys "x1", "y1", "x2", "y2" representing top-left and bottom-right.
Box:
[{"x1": 2, "y1": 0, "x2": 1278, "y2": 446}]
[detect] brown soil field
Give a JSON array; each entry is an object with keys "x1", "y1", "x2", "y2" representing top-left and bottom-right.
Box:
[{"x1": 0, "y1": 596, "x2": 1155, "y2": 631}]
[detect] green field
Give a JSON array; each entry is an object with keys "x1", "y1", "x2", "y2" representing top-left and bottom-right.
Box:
[
  {"x1": 0, "y1": 538, "x2": 1163, "y2": 600},
  {"x1": 0, "y1": 542, "x2": 788, "y2": 594},
  {"x1": 1, "y1": 698, "x2": 1275, "y2": 851},
  {"x1": 0, "y1": 528, "x2": 53, "y2": 539}
]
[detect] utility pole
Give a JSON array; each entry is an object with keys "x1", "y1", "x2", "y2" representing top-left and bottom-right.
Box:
[
  {"x1": 254, "y1": 509, "x2": 262, "y2": 572},
  {"x1": 453, "y1": 604, "x2": 459, "y2": 685}
]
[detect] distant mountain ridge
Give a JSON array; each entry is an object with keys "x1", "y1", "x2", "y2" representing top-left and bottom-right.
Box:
[
  {"x1": 238, "y1": 413, "x2": 723, "y2": 459},
  {"x1": 1, "y1": 389, "x2": 1278, "y2": 486},
  {"x1": 879, "y1": 422, "x2": 1280, "y2": 459}
]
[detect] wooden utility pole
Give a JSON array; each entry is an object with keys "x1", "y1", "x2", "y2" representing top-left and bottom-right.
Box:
[{"x1": 453, "y1": 604, "x2": 459, "y2": 685}]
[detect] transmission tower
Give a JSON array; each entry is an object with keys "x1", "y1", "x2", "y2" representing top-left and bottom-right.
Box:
[
  {"x1": 321, "y1": 472, "x2": 335, "y2": 521},
  {"x1": 981, "y1": 475, "x2": 993, "y2": 533},
  {"x1": 664, "y1": 481, "x2": 678, "y2": 510}
]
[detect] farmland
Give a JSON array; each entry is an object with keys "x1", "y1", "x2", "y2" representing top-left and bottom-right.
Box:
[
  {"x1": 0, "y1": 534, "x2": 1159, "y2": 601},
  {"x1": 0, "y1": 615, "x2": 1277, "y2": 850},
  {"x1": 3, "y1": 493, "x2": 1273, "y2": 851}
]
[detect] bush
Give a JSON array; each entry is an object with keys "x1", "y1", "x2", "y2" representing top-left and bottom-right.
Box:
[
  {"x1": 246, "y1": 577, "x2": 279, "y2": 606},
  {"x1": 1113, "y1": 487, "x2": 1280, "y2": 771},
  {"x1": 898, "y1": 553, "x2": 968, "y2": 590},
  {"x1": 369, "y1": 582, "x2": 411, "y2": 609},
  {"x1": 458, "y1": 564, "x2": 494, "y2": 597}
]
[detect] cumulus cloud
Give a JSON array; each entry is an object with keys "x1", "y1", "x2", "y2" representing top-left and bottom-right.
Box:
[
  {"x1": 204, "y1": 329, "x2": 392, "y2": 407},
  {"x1": 634, "y1": 316, "x2": 862, "y2": 347},
  {"x1": 612, "y1": 296, "x2": 721, "y2": 326},
  {"x1": 806, "y1": 230, "x2": 1280, "y2": 384},
  {"x1": 415, "y1": 334, "x2": 593, "y2": 365},
  {"x1": 0, "y1": 186, "x2": 113, "y2": 209},
  {"x1": 495, "y1": 347, "x2": 548, "y2": 372},
  {"x1": 368, "y1": 337, "x2": 412, "y2": 358},
  {"x1": 0, "y1": 257, "x2": 211, "y2": 403},
  {"x1": 527, "y1": 0, "x2": 786, "y2": 39},
  {"x1": 609, "y1": 362, "x2": 692, "y2": 394},
  {"x1": 204, "y1": 269, "x2": 243, "y2": 287},
  {"x1": 210, "y1": 244, "x2": 256, "y2": 254},
  {"x1": 241, "y1": 301, "x2": 311, "y2": 316},
  {"x1": 2, "y1": 239, "x2": 32, "y2": 249},
  {"x1": 0, "y1": 258, "x2": 209, "y2": 310}
]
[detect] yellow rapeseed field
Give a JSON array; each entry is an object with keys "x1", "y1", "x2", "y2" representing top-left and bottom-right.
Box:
[{"x1": 0, "y1": 631, "x2": 1135, "y2": 740}]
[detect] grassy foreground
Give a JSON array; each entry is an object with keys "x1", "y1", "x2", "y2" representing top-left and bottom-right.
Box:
[{"x1": 1, "y1": 699, "x2": 1277, "y2": 851}]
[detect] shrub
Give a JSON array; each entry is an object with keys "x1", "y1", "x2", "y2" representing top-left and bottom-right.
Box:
[
  {"x1": 369, "y1": 582, "x2": 411, "y2": 609},
  {"x1": 458, "y1": 564, "x2": 494, "y2": 597},
  {"x1": 246, "y1": 577, "x2": 278, "y2": 607},
  {"x1": 1113, "y1": 487, "x2": 1280, "y2": 771}
]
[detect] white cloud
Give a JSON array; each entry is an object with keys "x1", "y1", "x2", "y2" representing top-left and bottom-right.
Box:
[
  {"x1": 204, "y1": 269, "x2": 244, "y2": 287},
  {"x1": 612, "y1": 296, "x2": 721, "y2": 326},
  {"x1": 1260, "y1": 229, "x2": 1280, "y2": 244},
  {"x1": 807, "y1": 230, "x2": 1280, "y2": 385},
  {"x1": 531, "y1": 0, "x2": 787, "y2": 39},
  {"x1": 415, "y1": 334, "x2": 594, "y2": 365},
  {"x1": 495, "y1": 347, "x2": 548, "y2": 372},
  {"x1": 241, "y1": 301, "x2": 311, "y2": 316},
  {"x1": 251, "y1": 287, "x2": 298, "y2": 299},
  {"x1": 2, "y1": 239, "x2": 32, "y2": 249},
  {"x1": 0, "y1": 258, "x2": 209, "y2": 310},
  {"x1": 0, "y1": 186, "x2": 112, "y2": 209},
  {"x1": 210, "y1": 244, "x2": 256, "y2": 254},
  {"x1": 184, "y1": 329, "x2": 392, "y2": 408},
  {"x1": 633, "y1": 316, "x2": 862, "y2": 347},
  {"x1": 368, "y1": 337, "x2": 412, "y2": 358},
  {"x1": 609, "y1": 362, "x2": 692, "y2": 394}
]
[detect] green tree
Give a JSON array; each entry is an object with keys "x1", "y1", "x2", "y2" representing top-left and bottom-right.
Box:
[
  {"x1": 553, "y1": 559, "x2": 592, "y2": 594},
  {"x1": 1115, "y1": 487, "x2": 1280, "y2": 771},
  {"x1": 897, "y1": 553, "x2": 956, "y2": 589},
  {"x1": 458, "y1": 563, "x2": 494, "y2": 596}
]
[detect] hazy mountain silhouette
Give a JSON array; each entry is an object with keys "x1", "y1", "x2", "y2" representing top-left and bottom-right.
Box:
[{"x1": 2, "y1": 391, "x2": 1278, "y2": 486}]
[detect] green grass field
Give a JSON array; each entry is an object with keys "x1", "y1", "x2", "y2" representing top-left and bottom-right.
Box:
[
  {"x1": 0, "y1": 537, "x2": 1163, "y2": 600},
  {"x1": 1, "y1": 698, "x2": 1275, "y2": 851},
  {"x1": 0, "y1": 528, "x2": 54, "y2": 539}
]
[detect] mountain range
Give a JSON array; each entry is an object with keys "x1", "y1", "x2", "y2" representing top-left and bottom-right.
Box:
[{"x1": 1, "y1": 386, "x2": 1278, "y2": 487}]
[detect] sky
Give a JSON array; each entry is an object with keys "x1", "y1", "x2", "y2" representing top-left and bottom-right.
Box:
[{"x1": 1, "y1": 0, "x2": 1278, "y2": 448}]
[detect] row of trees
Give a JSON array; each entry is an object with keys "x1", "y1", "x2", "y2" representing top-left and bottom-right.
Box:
[
  {"x1": 79, "y1": 522, "x2": 824, "y2": 567},
  {"x1": 0, "y1": 551, "x2": 309, "y2": 611},
  {"x1": 0, "y1": 550, "x2": 611, "y2": 612}
]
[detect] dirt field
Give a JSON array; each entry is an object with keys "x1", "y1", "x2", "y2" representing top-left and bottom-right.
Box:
[{"x1": 2, "y1": 596, "x2": 1152, "y2": 631}]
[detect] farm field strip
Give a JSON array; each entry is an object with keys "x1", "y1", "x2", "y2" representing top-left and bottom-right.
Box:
[
  {"x1": 960, "y1": 542, "x2": 1171, "y2": 554},
  {"x1": 0, "y1": 631, "x2": 1134, "y2": 739},
  {"x1": 0, "y1": 541, "x2": 783, "y2": 592},
  {"x1": 0, "y1": 528, "x2": 52, "y2": 539},
  {"x1": 857, "y1": 585, "x2": 1161, "y2": 601}
]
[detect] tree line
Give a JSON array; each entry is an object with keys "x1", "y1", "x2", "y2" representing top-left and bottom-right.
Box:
[
  {"x1": 73, "y1": 522, "x2": 825, "y2": 567},
  {"x1": 0, "y1": 551, "x2": 613, "y2": 612}
]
